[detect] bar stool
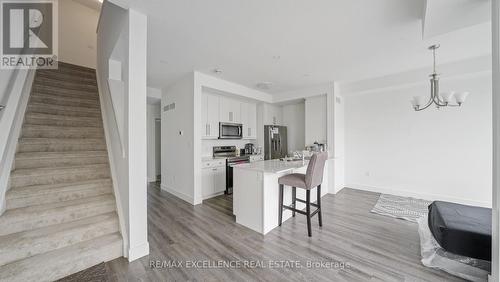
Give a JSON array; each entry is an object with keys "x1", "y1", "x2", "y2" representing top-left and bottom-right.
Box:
[{"x1": 278, "y1": 152, "x2": 328, "y2": 237}]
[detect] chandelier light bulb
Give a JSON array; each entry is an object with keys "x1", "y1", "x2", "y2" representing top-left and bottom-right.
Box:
[
  {"x1": 454, "y1": 92, "x2": 469, "y2": 105},
  {"x1": 440, "y1": 92, "x2": 455, "y2": 104},
  {"x1": 411, "y1": 97, "x2": 419, "y2": 108}
]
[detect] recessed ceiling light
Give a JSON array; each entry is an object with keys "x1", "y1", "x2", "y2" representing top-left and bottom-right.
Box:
[
  {"x1": 256, "y1": 82, "x2": 273, "y2": 90},
  {"x1": 213, "y1": 68, "x2": 222, "y2": 74}
]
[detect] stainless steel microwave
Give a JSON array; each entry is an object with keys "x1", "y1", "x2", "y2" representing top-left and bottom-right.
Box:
[{"x1": 219, "y1": 122, "x2": 242, "y2": 139}]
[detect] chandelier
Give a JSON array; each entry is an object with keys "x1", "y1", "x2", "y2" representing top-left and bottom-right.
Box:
[{"x1": 411, "y1": 44, "x2": 469, "y2": 111}]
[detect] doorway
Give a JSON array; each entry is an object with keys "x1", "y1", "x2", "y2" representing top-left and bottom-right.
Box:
[{"x1": 155, "y1": 118, "x2": 161, "y2": 182}]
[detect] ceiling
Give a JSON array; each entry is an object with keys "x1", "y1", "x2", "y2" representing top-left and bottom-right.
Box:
[
  {"x1": 423, "y1": 0, "x2": 490, "y2": 38},
  {"x1": 111, "y1": 0, "x2": 491, "y2": 94}
]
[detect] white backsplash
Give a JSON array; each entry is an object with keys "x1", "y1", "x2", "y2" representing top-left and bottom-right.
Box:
[{"x1": 202, "y1": 139, "x2": 257, "y2": 157}]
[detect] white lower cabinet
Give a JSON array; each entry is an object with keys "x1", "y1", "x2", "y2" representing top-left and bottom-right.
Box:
[{"x1": 202, "y1": 163, "x2": 226, "y2": 199}]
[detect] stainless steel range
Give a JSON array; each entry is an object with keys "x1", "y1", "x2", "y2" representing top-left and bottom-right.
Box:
[{"x1": 213, "y1": 146, "x2": 250, "y2": 195}]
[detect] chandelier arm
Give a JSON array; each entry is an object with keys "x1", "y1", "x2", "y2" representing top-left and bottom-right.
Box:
[
  {"x1": 415, "y1": 98, "x2": 434, "y2": 111},
  {"x1": 432, "y1": 95, "x2": 447, "y2": 107}
]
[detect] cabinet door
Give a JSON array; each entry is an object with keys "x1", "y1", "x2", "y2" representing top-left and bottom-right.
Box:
[
  {"x1": 248, "y1": 103, "x2": 257, "y2": 139},
  {"x1": 219, "y1": 97, "x2": 230, "y2": 123},
  {"x1": 241, "y1": 102, "x2": 249, "y2": 139},
  {"x1": 201, "y1": 94, "x2": 209, "y2": 138},
  {"x1": 220, "y1": 97, "x2": 241, "y2": 123},
  {"x1": 231, "y1": 99, "x2": 241, "y2": 123},
  {"x1": 202, "y1": 168, "x2": 215, "y2": 197},
  {"x1": 213, "y1": 166, "x2": 226, "y2": 193},
  {"x1": 206, "y1": 94, "x2": 219, "y2": 138}
]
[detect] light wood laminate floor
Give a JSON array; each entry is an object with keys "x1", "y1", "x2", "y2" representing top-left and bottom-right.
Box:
[{"x1": 105, "y1": 183, "x2": 463, "y2": 281}]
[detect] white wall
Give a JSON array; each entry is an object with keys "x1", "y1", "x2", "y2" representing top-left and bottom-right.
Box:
[
  {"x1": 305, "y1": 95, "x2": 327, "y2": 146},
  {"x1": 126, "y1": 9, "x2": 148, "y2": 261},
  {"x1": 161, "y1": 74, "x2": 195, "y2": 203},
  {"x1": 282, "y1": 102, "x2": 305, "y2": 152},
  {"x1": 147, "y1": 103, "x2": 160, "y2": 182},
  {"x1": 0, "y1": 69, "x2": 35, "y2": 214},
  {"x1": 491, "y1": 1, "x2": 500, "y2": 278},
  {"x1": 59, "y1": 0, "x2": 99, "y2": 68},
  {"x1": 96, "y1": 2, "x2": 149, "y2": 261},
  {"x1": 344, "y1": 73, "x2": 492, "y2": 207}
]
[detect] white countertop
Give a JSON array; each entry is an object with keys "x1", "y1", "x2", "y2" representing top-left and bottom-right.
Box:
[
  {"x1": 202, "y1": 156, "x2": 227, "y2": 162},
  {"x1": 202, "y1": 154, "x2": 264, "y2": 162},
  {"x1": 233, "y1": 159, "x2": 308, "y2": 174}
]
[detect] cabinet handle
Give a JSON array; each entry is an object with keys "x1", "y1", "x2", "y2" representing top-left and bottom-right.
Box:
[
  {"x1": 206, "y1": 124, "x2": 209, "y2": 135},
  {"x1": 212, "y1": 168, "x2": 217, "y2": 171},
  {"x1": 229, "y1": 112, "x2": 233, "y2": 122},
  {"x1": 208, "y1": 124, "x2": 211, "y2": 135},
  {"x1": 248, "y1": 128, "x2": 250, "y2": 136}
]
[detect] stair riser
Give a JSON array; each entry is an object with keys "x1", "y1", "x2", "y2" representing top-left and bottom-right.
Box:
[
  {"x1": 32, "y1": 91, "x2": 99, "y2": 102},
  {"x1": 7, "y1": 185, "x2": 112, "y2": 209},
  {"x1": 0, "y1": 200, "x2": 116, "y2": 236},
  {"x1": 22, "y1": 127, "x2": 104, "y2": 139},
  {"x1": 43, "y1": 66, "x2": 96, "y2": 77},
  {"x1": 18, "y1": 142, "x2": 106, "y2": 153},
  {"x1": 24, "y1": 116, "x2": 103, "y2": 128},
  {"x1": 0, "y1": 234, "x2": 122, "y2": 282},
  {"x1": 35, "y1": 73, "x2": 97, "y2": 85},
  {"x1": 32, "y1": 86, "x2": 98, "y2": 99},
  {"x1": 30, "y1": 95, "x2": 100, "y2": 109},
  {"x1": 35, "y1": 76, "x2": 97, "y2": 87},
  {"x1": 27, "y1": 106, "x2": 101, "y2": 118},
  {"x1": 0, "y1": 216, "x2": 118, "y2": 266},
  {"x1": 14, "y1": 155, "x2": 109, "y2": 170},
  {"x1": 34, "y1": 78, "x2": 97, "y2": 92},
  {"x1": 10, "y1": 169, "x2": 111, "y2": 188}
]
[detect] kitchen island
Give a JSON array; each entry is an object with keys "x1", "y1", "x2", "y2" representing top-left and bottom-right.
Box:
[{"x1": 233, "y1": 159, "x2": 329, "y2": 235}]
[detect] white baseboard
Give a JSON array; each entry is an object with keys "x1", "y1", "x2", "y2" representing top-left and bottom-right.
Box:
[
  {"x1": 128, "y1": 241, "x2": 150, "y2": 262},
  {"x1": 202, "y1": 191, "x2": 225, "y2": 201},
  {"x1": 160, "y1": 184, "x2": 195, "y2": 205},
  {"x1": 346, "y1": 183, "x2": 491, "y2": 208}
]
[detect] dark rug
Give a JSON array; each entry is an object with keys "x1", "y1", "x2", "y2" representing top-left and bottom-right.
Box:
[{"x1": 56, "y1": 262, "x2": 110, "y2": 282}]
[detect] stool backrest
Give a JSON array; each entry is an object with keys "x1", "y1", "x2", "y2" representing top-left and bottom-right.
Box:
[{"x1": 305, "y1": 152, "x2": 328, "y2": 189}]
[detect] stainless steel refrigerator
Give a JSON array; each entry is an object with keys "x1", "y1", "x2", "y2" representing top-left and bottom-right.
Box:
[{"x1": 264, "y1": 125, "x2": 288, "y2": 160}]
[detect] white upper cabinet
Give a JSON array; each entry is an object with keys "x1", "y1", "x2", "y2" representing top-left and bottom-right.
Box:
[
  {"x1": 202, "y1": 93, "x2": 257, "y2": 140},
  {"x1": 220, "y1": 96, "x2": 241, "y2": 123},
  {"x1": 241, "y1": 102, "x2": 257, "y2": 139},
  {"x1": 263, "y1": 104, "x2": 282, "y2": 126},
  {"x1": 201, "y1": 93, "x2": 219, "y2": 139}
]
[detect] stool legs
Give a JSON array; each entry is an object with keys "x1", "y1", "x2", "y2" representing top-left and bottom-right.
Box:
[
  {"x1": 317, "y1": 185, "x2": 322, "y2": 227},
  {"x1": 306, "y1": 190, "x2": 312, "y2": 237},
  {"x1": 292, "y1": 187, "x2": 296, "y2": 217},
  {"x1": 278, "y1": 184, "x2": 284, "y2": 226}
]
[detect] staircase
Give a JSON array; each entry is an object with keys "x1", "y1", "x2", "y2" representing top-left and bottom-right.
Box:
[{"x1": 0, "y1": 63, "x2": 123, "y2": 281}]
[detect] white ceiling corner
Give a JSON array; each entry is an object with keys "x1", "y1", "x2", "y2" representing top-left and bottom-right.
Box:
[{"x1": 423, "y1": 0, "x2": 490, "y2": 38}]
